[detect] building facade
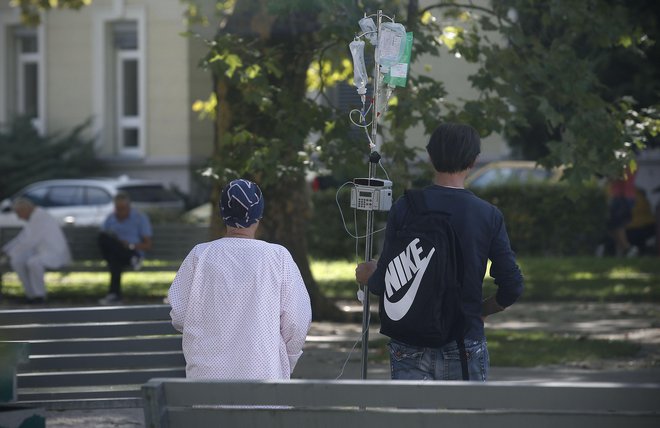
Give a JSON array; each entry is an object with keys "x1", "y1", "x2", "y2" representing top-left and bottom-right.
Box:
[
  {"x1": 0, "y1": 0, "x2": 214, "y2": 203},
  {"x1": 5, "y1": 1, "x2": 653, "y2": 208}
]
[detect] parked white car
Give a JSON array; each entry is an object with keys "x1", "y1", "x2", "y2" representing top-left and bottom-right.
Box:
[{"x1": 0, "y1": 177, "x2": 185, "y2": 227}]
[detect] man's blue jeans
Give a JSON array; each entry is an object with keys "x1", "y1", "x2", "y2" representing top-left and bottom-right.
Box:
[{"x1": 388, "y1": 338, "x2": 489, "y2": 381}]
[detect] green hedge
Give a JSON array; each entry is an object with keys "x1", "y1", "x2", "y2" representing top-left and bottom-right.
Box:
[
  {"x1": 306, "y1": 187, "x2": 364, "y2": 260},
  {"x1": 307, "y1": 183, "x2": 608, "y2": 258},
  {"x1": 473, "y1": 183, "x2": 607, "y2": 256}
]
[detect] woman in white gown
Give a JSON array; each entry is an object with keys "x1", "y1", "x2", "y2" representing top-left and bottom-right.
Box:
[{"x1": 168, "y1": 179, "x2": 312, "y2": 380}]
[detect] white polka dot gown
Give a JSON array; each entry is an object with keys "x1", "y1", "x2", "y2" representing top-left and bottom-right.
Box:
[{"x1": 168, "y1": 237, "x2": 312, "y2": 380}]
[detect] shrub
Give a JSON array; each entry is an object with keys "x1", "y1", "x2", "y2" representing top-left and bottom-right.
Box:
[
  {"x1": 0, "y1": 117, "x2": 101, "y2": 199},
  {"x1": 474, "y1": 183, "x2": 607, "y2": 256},
  {"x1": 307, "y1": 187, "x2": 357, "y2": 259},
  {"x1": 307, "y1": 182, "x2": 608, "y2": 258}
]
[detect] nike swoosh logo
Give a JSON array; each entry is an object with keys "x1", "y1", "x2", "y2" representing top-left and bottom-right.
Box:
[{"x1": 384, "y1": 247, "x2": 435, "y2": 321}]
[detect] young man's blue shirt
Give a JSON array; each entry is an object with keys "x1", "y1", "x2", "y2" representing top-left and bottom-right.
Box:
[
  {"x1": 369, "y1": 185, "x2": 524, "y2": 341},
  {"x1": 102, "y1": 209, "x2": 152, "y2": 256}
]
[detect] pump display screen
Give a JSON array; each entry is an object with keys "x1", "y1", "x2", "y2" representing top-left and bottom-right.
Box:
[{"x1": 359, "y1": 191, "x2": 371, "y2": 197}]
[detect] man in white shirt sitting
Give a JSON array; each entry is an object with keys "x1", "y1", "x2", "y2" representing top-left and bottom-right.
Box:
[{"x1": 1, "y1": 198, "x2": 71, "y2": 303}]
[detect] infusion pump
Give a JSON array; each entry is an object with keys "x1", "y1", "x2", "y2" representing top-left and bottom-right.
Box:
[{"x1": 350, "y1": 178, "x2": 393, "y2": 211}]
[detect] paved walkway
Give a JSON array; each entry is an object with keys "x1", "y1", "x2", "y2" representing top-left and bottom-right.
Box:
[
  {"x1": 296, "y1": 301, "x2": 660, "y2": 380},
  {"x1": 44, "y1": 301, "x2": 660, "y2": 427}
]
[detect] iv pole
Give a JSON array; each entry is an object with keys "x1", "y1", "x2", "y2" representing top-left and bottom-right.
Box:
[{"x1": 360, "y1": 9, "x2": 383, "y2": 380}]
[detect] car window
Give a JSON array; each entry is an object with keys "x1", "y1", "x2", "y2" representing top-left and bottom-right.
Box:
[
  {"x1": 518, "y1": 169, "x2": 551, "y2": 182},
  {"x1": 22, "y1": 187, "x2": 49, "y2": 206},
  {"x1": 46, "y1": 186, "x2": 84, "y2": 207},
  {"x1": 470, "y1": 168, "x2": 516, "y2": 187},
  {"x1": 85, "y1": 186, "x2": 112, "y2": 205},
  {"x1": 120, "y1": 185, "x2": 180, "y2": 202}
]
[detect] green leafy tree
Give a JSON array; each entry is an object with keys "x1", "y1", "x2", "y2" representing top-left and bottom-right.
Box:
[
  {"x1": 11, "y1": 0, "x2": 92, "y2": 26},
  {"x1": 186, "y1": 0, "x2": 441, "y2": 319},
  {"x1": 13, "y1": 0, "x2": 659, "y2": 317},
  {"x1": 424, "y1": 0, "x2": 659, "y2": 181}
]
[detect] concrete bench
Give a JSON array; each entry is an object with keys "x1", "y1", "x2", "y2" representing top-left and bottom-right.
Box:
[
  {"x1": 0, "y1": 342, "x2": 29, "y2": 403},
  {"x1": 0, "y1": 305, "x2": 184, "y2": 409},
  {"x1": 142, "y1": 379, "x2": 660, "y2": 428},
  {"x1": 0, "y1": 342, "x2": 46, "y2": 428},
  {"x1": 0, "y1": 224, "x2": 210, "y2": 295}
]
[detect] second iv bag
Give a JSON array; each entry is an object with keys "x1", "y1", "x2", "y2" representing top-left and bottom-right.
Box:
[
  {"x1": 349, "y1": 40, "x2": 368, "y2": 95},
  {"x1": 359, "y1": 17, "x2": 378, "y2": 45}
]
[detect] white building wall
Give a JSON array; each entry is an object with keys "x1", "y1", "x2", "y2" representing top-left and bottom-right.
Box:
[
  {"x1": 407, "y1": 49, "x2": 510, "y2": 163},
  {"x1": 144, "y1": 1, "x2": 188, "y2": 158},
  {"x1": 412, "y1": 0, "x2": 509, "y2": 163},
  {"x1": 44, "y1": 7, "x2": 94, "y2": 136},
  {"x1": 97, "y1": 0, "x2": 214, "y2": 199}
]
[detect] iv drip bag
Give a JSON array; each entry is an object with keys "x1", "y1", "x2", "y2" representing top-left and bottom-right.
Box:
[
  {"x1": 377, "y1": 22, "x2": 406, "y2": 70},
  {"x1": 349, "y1": 40, "x2": 368, "y2": 95},
  {"x1": 359, "y1": 17, "x2": 378, "y2": 45}
]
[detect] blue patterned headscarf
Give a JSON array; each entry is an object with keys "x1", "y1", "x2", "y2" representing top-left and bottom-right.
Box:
[{"x1": 220, "y1": 179, "x2": 265, "y2": 228}]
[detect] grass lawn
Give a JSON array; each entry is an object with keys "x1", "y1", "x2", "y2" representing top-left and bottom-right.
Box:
[
  {"x1": 0, "y1": 256, "x2": 651, "y2": 367},
  {"x1": 368, "y1": 330, "x2": 641, "y2": 367},
  {"x1": 1, "y1": 255, "x2": 658, "y2": 303},
  {"x1": 314, "y1": 256, "x2": 653, "y2": 367},
  {"x1": 314, "y1": 256, "x2": 660, "y2": 302},
  {"x1": 485, "y1": 330, "x2": 641, "y2": 367},
  {"x1": 0, "y1": 271, "x2": 175, "y2": 303}
]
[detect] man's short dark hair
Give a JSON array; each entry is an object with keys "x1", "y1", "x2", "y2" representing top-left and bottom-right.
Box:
[
  {"x1": 114, "y1": 192, "x2": 131, "y2": 204},
  {"x1": 426, "y1": 123, "x2": 481, "y2": 173}
]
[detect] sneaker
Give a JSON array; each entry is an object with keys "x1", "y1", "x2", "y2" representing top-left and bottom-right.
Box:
[
  {"x1": 26, "y1": 296, "x2": 47, "y2": 305},
  {"x1": 130, "y1": 255, "x2": 143, "y2": 271},
  {"x1": 98, "y1": 293, "x2": 122, "y2": 305}
]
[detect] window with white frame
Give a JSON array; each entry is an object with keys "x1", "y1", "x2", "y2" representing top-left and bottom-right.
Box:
[
  {"x1": 14, "y1": 27, "x2": 42, "y2": 131},
  {"x1": 112, "y1": 21, "x2": 141, "y2": 155}
]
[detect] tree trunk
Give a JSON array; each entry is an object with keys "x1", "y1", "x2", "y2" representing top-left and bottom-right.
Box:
[
  {"x1": 258, "y1": 177, "x2": 344, "y2": 321},
  {"x1": 209, "y1": 75, "x2": 231, "y2": 240}
]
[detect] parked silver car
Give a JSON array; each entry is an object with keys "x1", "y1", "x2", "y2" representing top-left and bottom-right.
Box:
[
  {"x1": 0, "y1": 177, "x2": 185, "y2": 227},
  {"x1": 466, "y1": 160, "x2": 563, "y2": 189}
]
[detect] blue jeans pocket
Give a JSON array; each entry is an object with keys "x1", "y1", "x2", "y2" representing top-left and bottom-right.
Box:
[
  {"x1": 441, "y1": 339, "x2": 489, "y2": 381},
  {"x1": 388, "y1": 340, "x2": 428, "y2": 380}
]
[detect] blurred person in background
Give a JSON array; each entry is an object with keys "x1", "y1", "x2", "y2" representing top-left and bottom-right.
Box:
[
  {"x1": 0, "y1": 197, "x2": 71, "y2": 303},
  {"x1": 624, "y1": 188, "x2": 657, "y2": 255},
  {"x1": 605, "y1": 168, "x2": 639, "y2": 257},
  {"x1": 98, "y1": 192, "x2": 152, "y2": 305}
]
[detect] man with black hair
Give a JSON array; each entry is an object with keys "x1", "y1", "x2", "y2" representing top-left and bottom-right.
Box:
[{"x1": 356, "y1": 122, "x2": 524, "y2": 381}]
